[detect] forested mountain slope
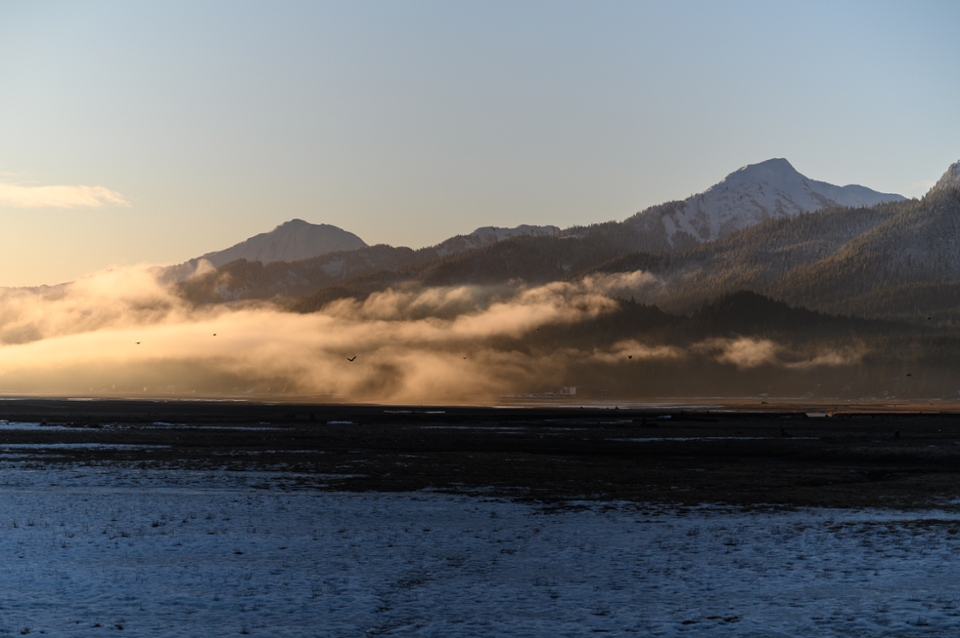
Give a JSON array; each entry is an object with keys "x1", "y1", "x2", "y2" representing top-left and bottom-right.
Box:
[
  {"x1": 172, "y1": 165, "x2": 954, "y2": 330},
  {"x1": 597, "y1": 187, "x2": 960, "y2": 323},
  {"x1": 622, "y1": 158, "x2": 903, "y2": 252},
  {"x1": 176, "y1": 244, "x2": 424, "y2": 303}
]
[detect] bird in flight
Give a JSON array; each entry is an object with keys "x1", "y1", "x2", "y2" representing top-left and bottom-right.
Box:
[
  {"x1": 628, "y1": 355, "x2": 632, "y2": 359},
  {"x1": 906, "y1": 373, "x2": 912, "y2": 377},
  {"x1": 213, "y1": 333, "x2": 217, "y2": 336},
  {"x1": 136, "y1": 342, "x2": 140, "y2": 345},
  {"x1": 347, "y1": 356, "x2": 357, "y2": 362}
]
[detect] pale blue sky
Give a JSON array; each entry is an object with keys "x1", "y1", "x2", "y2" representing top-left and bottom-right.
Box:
[{"x1": 1, "y1": 0, "x2": 958, "y2": 286}]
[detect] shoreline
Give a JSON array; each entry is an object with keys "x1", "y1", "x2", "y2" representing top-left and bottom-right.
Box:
[{"x1": 0, "y1": 399, "x2": 959, "y2": 510}]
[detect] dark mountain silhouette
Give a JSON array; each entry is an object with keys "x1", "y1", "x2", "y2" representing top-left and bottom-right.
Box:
[
  {"x1": 200, "y1": 219, "x2": 368, "y2": 267},
  {"x1": 177, "y1": 244, "x2": 423, "y2": 303}
]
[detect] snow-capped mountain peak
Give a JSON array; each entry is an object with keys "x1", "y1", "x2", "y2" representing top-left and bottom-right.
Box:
[{"x1": 626, "y1": 159, "x2": 905, "y2": 250}]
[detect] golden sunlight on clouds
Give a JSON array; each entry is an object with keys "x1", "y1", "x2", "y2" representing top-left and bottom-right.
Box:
[
  {"x1": 0, "y1": 181, "x2": 129, "y2": 208},
  {"x1": 0, "y1": 267, "x2": 624, "y2": 401},
  {"x1": 0, "y1": 266, "x2": 862, "y2": 402}
]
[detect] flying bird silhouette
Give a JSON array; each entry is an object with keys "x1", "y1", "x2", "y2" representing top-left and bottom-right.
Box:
[
  {"x1": 347, "y1": 356, "x2": 357, "y2": 362},
  {"x1": 906, "y1": 373, "x2": 912, "y2": 377},
  {"x1": 136, "y1": 342, "x2": 140, "y2": 345},
  {"x1": 628, "y1": 355, "x2": 632, "y2": 359},
  {"x1": 213, "y1": 333, "x2": 217, "y2": 336}
]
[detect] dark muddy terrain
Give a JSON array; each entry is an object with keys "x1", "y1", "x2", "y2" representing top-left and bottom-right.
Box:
[{"x1": 2, "y1": 399, "x2": 960, "y2": 509}]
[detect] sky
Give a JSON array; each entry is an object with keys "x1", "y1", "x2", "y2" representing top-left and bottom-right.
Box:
[{"x1": 1, "y1": 0, "x2": 958, "y2": 287}]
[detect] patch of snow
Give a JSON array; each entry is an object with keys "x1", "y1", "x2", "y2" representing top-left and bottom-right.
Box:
[
  {"x1": 0, "y1": 420, "x2": 70, "y2": 431},
  {"x1": 0, "y1": 443, "x2": 170, "y2": 450},
  {"x1": 663, "y1": 215, "x2": 677, "y2": 237}
]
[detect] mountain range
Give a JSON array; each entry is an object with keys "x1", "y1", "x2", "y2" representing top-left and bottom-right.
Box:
[
  {"x1": 180, "y1": 158, "x2": 902, "y2": 269},
  {"x1": 15, "y1": 155, "x2": 946, "y2": 334},
  {"x1": 176, "y1": 158, "x2": 958, "y2": 324},
  {"x1": 6, "y1": 156, "x2": 960, "y2": 399}
]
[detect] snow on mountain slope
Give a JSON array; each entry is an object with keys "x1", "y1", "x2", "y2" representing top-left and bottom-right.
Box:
[
  {"x1": 625, "y1": 159, "x2": 905, "y2": 250},
  {"x1": 433, "y1": 224, "x2": 561, "y2": 256},
  {"x1": 199, "y1": 219, "x2": 367, "y2": 267},
  {"x1": 929, "y1": 160, "x2": 960, "y2": 195}
]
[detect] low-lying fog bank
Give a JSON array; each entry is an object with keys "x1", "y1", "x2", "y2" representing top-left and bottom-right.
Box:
[{"x1": 2, "y1": 266, "x2": 959, "y2": 402}]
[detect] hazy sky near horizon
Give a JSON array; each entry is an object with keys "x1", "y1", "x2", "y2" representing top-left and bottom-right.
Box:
[{"x1": 1, "y1": 1, "x2": 958, "y2": 287}]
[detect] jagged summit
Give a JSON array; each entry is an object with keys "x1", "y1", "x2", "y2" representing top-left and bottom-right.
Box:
[
  {"x1": 198, "y1": 219, "x2": 367, "y2": 267},
  {"x1": 929, "y1": 160, "x2": 960, "y2": 195},
  {"x1": 625, "y1": 158, "x2": 905, "y2": 250}
]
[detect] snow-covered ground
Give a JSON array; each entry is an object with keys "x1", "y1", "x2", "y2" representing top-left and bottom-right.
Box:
[{"x1": 1, "y1": 463, "x2": 959, "y2": 637}]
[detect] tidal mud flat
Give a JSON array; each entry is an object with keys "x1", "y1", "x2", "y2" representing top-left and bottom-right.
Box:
[
  {"x1": 3, "y1": 399, "x2": 960, "y2": 508},
  {"x1": 2, "y1": 400, "x2": 960, "y2": 636}
]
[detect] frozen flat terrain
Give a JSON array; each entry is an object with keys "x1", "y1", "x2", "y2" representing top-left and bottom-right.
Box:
[{"x1": 1, "y1": 463, "x2": 960, "y2": 637}]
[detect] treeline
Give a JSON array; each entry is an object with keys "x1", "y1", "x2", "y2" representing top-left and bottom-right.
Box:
[{"x1": 591, "y1": 188, "x2": 960, "y2": 324}]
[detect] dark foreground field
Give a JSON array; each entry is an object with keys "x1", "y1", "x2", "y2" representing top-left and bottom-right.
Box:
[{"x1": 3, "y1": 399, "x2": 960, "y2": 509}]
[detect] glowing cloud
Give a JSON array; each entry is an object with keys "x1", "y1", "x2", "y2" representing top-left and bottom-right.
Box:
[
  {"x1": 0, "y1": 181, "x2": 129, "y2": 208},
  {"x1": 693, "y1": 337, "x2": 864, "y2": 371},
  {"x1": 0, "y1": 266, "x2": 865, "y2": 402}
]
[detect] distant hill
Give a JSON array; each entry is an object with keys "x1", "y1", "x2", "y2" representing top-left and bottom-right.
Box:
[
  {"x1": 175, "y1": 223, "x2": 569, "y2": 302},
  {"x1": 433, "y1": 224, "x2": 561, "y2": 256},
  {"x1": 175, "y1": 244, "x2": 422, "y2": 304},
  {"x1": 197, "y1": 219, "x2": 368, "y2": 268}
]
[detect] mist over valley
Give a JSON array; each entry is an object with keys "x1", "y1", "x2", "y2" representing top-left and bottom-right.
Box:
[{"x1": 3, "y1": 159, "x2": 959, "y2": 403}]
